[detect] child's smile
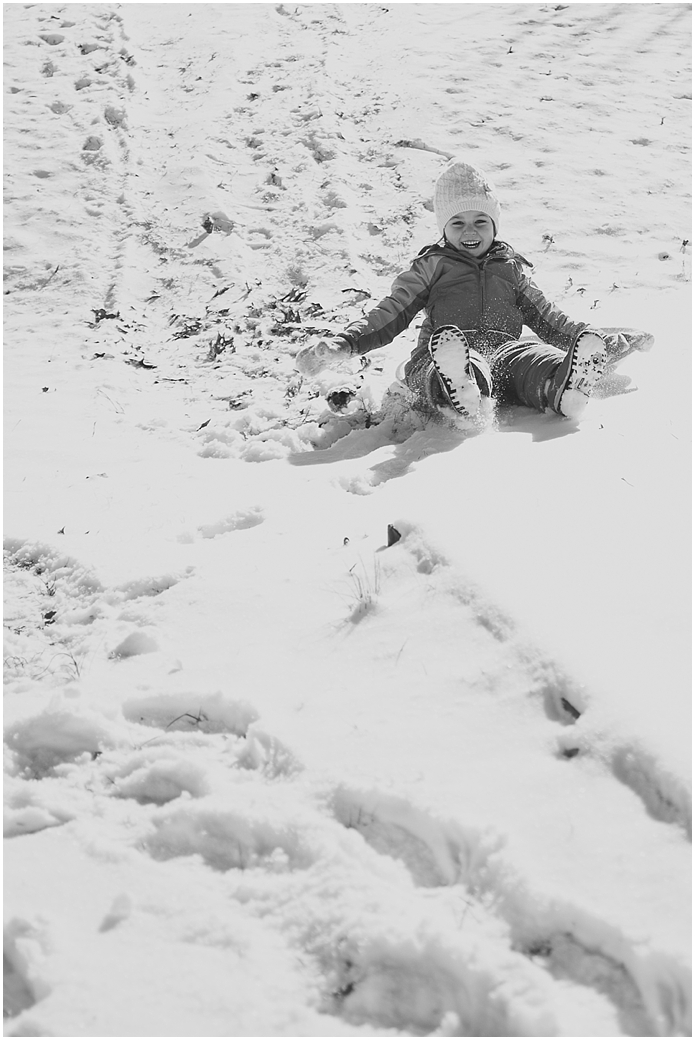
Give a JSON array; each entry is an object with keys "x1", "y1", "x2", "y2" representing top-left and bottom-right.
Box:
[{"x1": 444, "y1": 211, "x2": 495, "y2": 258}]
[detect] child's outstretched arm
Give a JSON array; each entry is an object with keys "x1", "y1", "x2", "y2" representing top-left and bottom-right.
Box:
[
  {"x1": 516, "y1": 272, "x2": 603, "y2": 350},
  {"x1": 295, "y1": 260, "x2": 433, "y2": 377}
]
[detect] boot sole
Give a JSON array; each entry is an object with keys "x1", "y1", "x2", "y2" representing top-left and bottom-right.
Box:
[
  {"x1": 558, "y1": 337, "x2": 608, "y2": 419},
  {"x1": 429, "y1": 325, "x2": 481, "y2": 416}
]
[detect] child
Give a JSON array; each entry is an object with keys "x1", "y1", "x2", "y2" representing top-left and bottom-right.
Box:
[{"x1": 295, "y1": 159, "x2": 608, "y2": 421}]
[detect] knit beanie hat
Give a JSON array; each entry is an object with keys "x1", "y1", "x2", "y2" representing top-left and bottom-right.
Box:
[{"x1": 434, "y1": 160, "x2": 501, "y2": 236}]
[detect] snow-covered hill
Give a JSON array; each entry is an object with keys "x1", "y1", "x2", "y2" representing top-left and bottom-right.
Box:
[{"x1": 4, "y1": 4, "x2": 691, "y2": 1036}]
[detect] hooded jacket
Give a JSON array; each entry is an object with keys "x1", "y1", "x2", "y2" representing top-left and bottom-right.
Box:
[{"x1": 335, "y1": 241, "x2": 593, "y2": 372}]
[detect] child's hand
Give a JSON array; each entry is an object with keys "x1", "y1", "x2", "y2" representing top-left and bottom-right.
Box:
[{"x1": 295, "y1": 339, "x2": 351, "y2": 377}]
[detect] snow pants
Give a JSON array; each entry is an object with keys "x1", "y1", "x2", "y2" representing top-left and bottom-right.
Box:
[{"x1": 404, "y1": 338, "x2": 571, "y2": 414}]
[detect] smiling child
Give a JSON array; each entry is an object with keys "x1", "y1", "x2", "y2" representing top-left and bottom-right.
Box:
[{"x1": 296, "y1": 159, "x2": 608, "y2": 421}]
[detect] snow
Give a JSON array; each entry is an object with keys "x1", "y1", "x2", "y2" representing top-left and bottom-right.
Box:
[{"x1": 3, "y1": 2, "x2": 691, "y2": 1037}]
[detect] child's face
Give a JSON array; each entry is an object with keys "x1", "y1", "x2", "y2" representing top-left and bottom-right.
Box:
[{"x1": 444, "y1": 211, "x2": 495, "y2": 257}]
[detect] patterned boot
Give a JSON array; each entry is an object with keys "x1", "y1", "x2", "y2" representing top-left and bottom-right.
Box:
[
  {"x1": 551, "y1": 333, "x2": 607, "y2": 419},
  {"x1": 428, "y1": 325, "x2": 482, "y2": 417}
]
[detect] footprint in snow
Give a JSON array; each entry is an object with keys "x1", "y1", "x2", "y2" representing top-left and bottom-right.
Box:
[
  {"x1": 104, "y1": 104, "x2": 126, "y2": 128},
  {"x1": 610, "y1": 744, "x2": 692, "y2": 835},
  {"x1": 3, "y1": 922, "x2": 40, "y2": 1020},
  {"x1": 110, "y1": 748, "x2": 210, "y2": 805},
  {"x1": 5, "y1": 710, "x2": 112, "y2": 779},
  {"x1": 121, "y1": 693, "x2": 301, "y2": 780},
  {"x1": 330, "y1": 785, "x2": 490, "y2": 889},
  {"x1": 196, "y1": 506, "x2": 264, "y2": 539},
  {"x1": 556, "y1": 730, "x2": 692, "y2": 836},
  {"x1": 114, "y1": 571, "x2": 188, "y2": 600},
  {"x1": 108, "y1": 630, "x2": 159, "y2": 660},
  {"x1": 122, "y1": 691, "x2": 259, "y2": 737},
  {"x1": 109, "y1": 725, "x2": 302, "y2": 807},
  {"x1": 144, "y1": 802, "x2": 315, "y2": 873}
]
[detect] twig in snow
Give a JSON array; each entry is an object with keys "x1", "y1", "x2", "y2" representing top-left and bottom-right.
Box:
[
  {"x1": 209, "y1": 285, "x2": 231, "y2": 300},
  {"x1": 393, "y1": 138, "x2": 454, "y2": 159},
  {"x1": 96, "y1": 388, "x2": 125, "y2": 413},
  {"x1": 164, "y1": 711, "x2": 208, "y2": 730},
  {"x1": 38, "y1": 265, "x2": 60, "y2": 289}
]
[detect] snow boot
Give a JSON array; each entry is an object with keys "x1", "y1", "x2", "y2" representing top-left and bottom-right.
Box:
[
  {"x1": 550, "y1": 334, "x2": 607, "y2": 419},
  {"x1": 428, "y1": 325, "x2": 482, "y2": 417}
]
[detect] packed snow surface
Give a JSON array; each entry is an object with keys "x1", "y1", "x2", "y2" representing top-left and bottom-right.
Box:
[{"x1": 3, "y1": 3, "x2": 691, "y2": 1037}]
